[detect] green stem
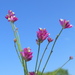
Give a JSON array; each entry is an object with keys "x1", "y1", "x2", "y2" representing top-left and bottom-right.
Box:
[
  {"x1": 21, "y1": 57, "x2": 29, "y2": 75},
  {"x1": 37, "y1": 42, "x2": 50, "y2": 72},
  {"x1": 14, "y1": 42, "x2": 22, "y2": 63},
  {"x1": 60, "y1": 59, "x2": 70, "y2": 68},
  {"x1": 41, "y1": 28, "x2": 64, "y2": 75},
  {"x1": 35, "y1": 42, "x2": 41, "y2": 73},
  {"x1": 10, "y1": 22, "x2": 22, "y2": 52},
  {"x1": 24, "y1": 67, "x2": 26, "y2": 75},
  {"x1": 14, "y1": 42, "x2": 28, "y2": 75},
  {"x1": 10, "y1": 22, "x2": 27, "y2": 75},
  {"x1": 25, "y1": 61, "x2": 29, "y2": 75},
  {"x1": 54, "y1": 59, "x2": 70, "y2": 75},
  {"x1": 22, "y1": 59, "x2": 27, "y2": 75}
]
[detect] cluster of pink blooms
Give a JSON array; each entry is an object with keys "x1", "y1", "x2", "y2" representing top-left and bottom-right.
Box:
[
  {"x1": 5, "y1": 10, "x2": 18, "y2": 22},
  {"x1": 20, "y1": 47, "x2": 33, "y2": 61},
  {"x1": 59, "y1": 19, "x2": 73, "y2": 29},
  {"x1": 5, "y1": 10, "x2": 73, "y2": 75},
  {"x1": 36, "y1": 28, "x2": 50, "y2": 43},
  {"x1": 36, "y1": 28, "x2": 53, "y2": 44}
]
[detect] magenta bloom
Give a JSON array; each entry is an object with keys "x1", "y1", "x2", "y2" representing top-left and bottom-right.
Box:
[
  {"x1": 69, "y1": 56, "x2": 73, "y2": 60},
  {"x1": 59, "y1": 19, "x2": 73, "y2": 29},
  {"x1": 36, "y1": 28, "x2": 50, "y2": 43},
  {"x1": 5, "y1": 10, "x2": 18, "y2": 22},
  {"x1": 29, "y1": 72, "x2": 37, "y2": 75},
  {"x1": 47, "y1": 37, "x2": 53, "y2": 42},
  {"x1": 20, "y1": 47, "x2": 33, "y2": 61}
]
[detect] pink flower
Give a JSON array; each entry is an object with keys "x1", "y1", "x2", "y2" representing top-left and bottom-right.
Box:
[
  {"x1": 59, "y1": 19, "x2": 73, "y2": 29},
  {"x1": 20, "y1": 47, "x2": 33, "y2": 61},
  {"x1": 36, "y1": 28, "x2": 50, "y2": 43},
  {"x1": 29, "y1": 72, "x2": 37, "y2": 75},
  {"x1": 47, "y1": 37, "x2": 53, "y2": 42},
  {"x1": 5, "y1": 10, "x2": 18, "y2": 22},
  {"x1": 69, "y1": 56, "x2": 73, "y2": 60}
]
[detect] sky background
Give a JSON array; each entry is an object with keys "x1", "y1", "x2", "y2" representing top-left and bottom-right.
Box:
[{"x1": 0, "y1": 0, "x2": 75, "y2": 75}]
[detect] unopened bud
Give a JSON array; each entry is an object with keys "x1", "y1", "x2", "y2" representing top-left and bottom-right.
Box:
[
  {"x1": 14, "y1": 39, "x2": 17, "y2": 42},
  {"x1": 47, "y1": 37, "x2": 53, "y2": 42},
  {"x1": 69, "y1": 56, "x2": 73, "y2": 60},
  {"x1": 16, "y1": 28, "x2": 18, "y2": 30}
]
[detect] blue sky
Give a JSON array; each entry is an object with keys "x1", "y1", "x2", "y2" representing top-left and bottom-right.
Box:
[{"x1": 0, "y1": 0, "x2": 75, "y2": 75}]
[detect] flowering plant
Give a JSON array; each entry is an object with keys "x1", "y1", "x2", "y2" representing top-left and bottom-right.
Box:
[{"x1": 5, "y1": 10, "x2": 73, "y2": 75}]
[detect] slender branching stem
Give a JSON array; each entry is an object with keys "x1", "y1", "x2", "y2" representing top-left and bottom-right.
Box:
[
  {"x1": 10, "y1": 22, "x2": 28, "y2": 75},
  {"x1": 10, "y1": 22, "x2": 22, "y2": 52},
  {"x1": 37, "y1": 42, "x2": 50, "y2": 72},
  {"x1": 54, "y1": 59, "x2": 70, "y2": 75},
  {"x1": 35, "y1": 42, "x2": 41, "y2": 73},
  {"x1": 22, "y1": 59, "x2": 27, "y2": 75},
  {"x1": 14, "y1": 42, "x2": 22, "y2": 63},
  {"x1": 41, "y1": 28, "x2": 64, "y2": 75},
  {"x1": 60, "y1": 59, "x2": 70, "y2": 68},
  {"x1": 25, "y1": 61, "x2": 29, "y2": 75},
  {"x1": 14, "y1": 42, "x2": 28, "y2": 75}
]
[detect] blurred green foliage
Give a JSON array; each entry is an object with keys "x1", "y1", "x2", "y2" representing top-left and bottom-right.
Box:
[{"x1": 38, "y1": 69, "x2": 69, "y2": 75}]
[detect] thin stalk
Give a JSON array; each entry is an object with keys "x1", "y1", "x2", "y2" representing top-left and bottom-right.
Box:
[
  {"x1": 10, "y1": 22, "x2": 22, "y2": 52},
  {"x1": 54, "y1": 59, "x2": 70, "y2": 75},
  {"x1": 60, "y1": 59, "x2": 70, "y2": 68},
  {"x1": 37, "y1": 42, "x2": 50, "y2": 72},
  {"x1": 10, "y1": 22, "x2": 27, "y2": 75},
  {"x1": 23, "y1": 67, "x2": 26, "y2": 75},
  {"x1": 41, "y1": 28, "x2": 64, "y2": 75},
  {"x1": 22, "y1": 60, "x2": 29, "y2": 75},
  {"x1": 14, "y1": 42, "x2": 27, "y2": 75},
  {"x1": 14, "y1": 42, "x2": 22, "y2": 63},
  {"x1": 35, "y1": 42, "x2": 41, "y2": 73},
  {"x1": 22, "y1": 59, "x2": 27, "y2": 75},
  {"x1": 10, "y1": 22, "x2": 23, "y2": 63},
  {"x1": 25, "y1": 61, "x2": 29, "y2": 75}
]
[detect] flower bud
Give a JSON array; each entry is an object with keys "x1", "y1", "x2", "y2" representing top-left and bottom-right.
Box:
[
  {"x1": 69, "y1": 56, "x2": 73, "y2": 60},
  {"x1": 47, "y1": 37, "x2": 53, "y2": 42},
  {"x1": 14, "y1": 39, "x2": 17, "y2": 42}
]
